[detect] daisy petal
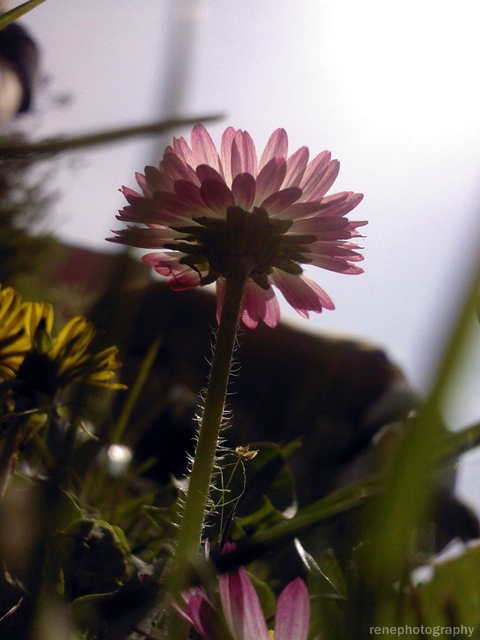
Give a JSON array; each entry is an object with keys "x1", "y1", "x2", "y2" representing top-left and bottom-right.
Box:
[
  {"x1": 186, "y1": 593, "x2": 224, "y2": 640},
  {"x1": 259, "y1": 128, "x2": 288, "y2": 169},
  {"x1": 291, "y1": 216, "x2": 350, "y2": 234},
  {"x1": 308, "y1": 253, "x2": 364, "y2": 274},
  {"x1": 301, "y1": 158, "x2": 340, "y2": 201},
  {"x1": 254, "y1": 157, "x2": 287, "y2": 205},
  {"x1": 319, "y1": 192, "x2": 364, "y2": 217},
  {"x1": 107, "y1": 226, "x2": 180, "y2": 249},
  {"x1": 174, "y1": 180, "x2": 213, "y2": 217},
  {"x1": 308, "y1": 160, "x2": 341, "y2": 200},
  {"x1": 299, "y1": 150, "x2": 331, "y2": 198},
  {"x1": 311, "y1": 241, "x2": 364, "y2": 260},
  {"x1": 260, "y1": 187, "x2": 302, "y2": 216},
  {"x1": 173, "y1": 589, "x2": 224, "y2": 640},
  {"x1": 275, "y1": 579, "x2": 310, "y2": 640},
  {"x1": 121, "y1": 185, "x2": 143, "y2": 202},
  {"x1": 220, "y1": 127, "x2": 236, "y2": 186},
  {"x1": 241, "y1": 281, "x2": 281, "y2": 328},
  {"x1": 196, "y1": 164, "x2": 226, "y2": 184},
  {"x1": 142, "y1": 252, "x2": 204, "y2": 289},
  {"x1": 234, "y1": 129, "x2": 258, "y2": 176},
  {"x1": 162, "y1": 152, "x2": 200, "y2": 185},
  {"x1": 172, "y1": 135, "x2": 196, "y2": 167},
  {"x1": 219, "y1": 568, "x2": 270, "y2": 640},
  {"x1": 134, "y1": 172, "x2": 149, "y2": 194},
  {"x1": 232, "y1": 173, "x2": 256, "y2": 210},
  {"x1": 283, "y1": 146, "x2": 309, "y2": 188},
  {"x1": 191, "y1": 124, "x2": 222, "y2": 173},
  {"x1": 201, "y1": 179, "x2": 235, "y2": 214},
  {"x1": 270, "y1": 270, "x2": 334, "y2": 316},
  {"x1": 144, "y1": 165, "x2": 172, "y2": 193}
]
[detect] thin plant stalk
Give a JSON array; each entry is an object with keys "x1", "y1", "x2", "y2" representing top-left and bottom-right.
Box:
[
  {"x1": 111, "y1": 336, "x2": 162, "y2": 445},
  {"x1": 0, "y1": 0, "x2": 46, "y2": 29},
  {"x1": 171, "y1": 265, "x2": 249, "y2": 593},
  {"x1": 0, "y1": 116, "x2": 221, "y2": 160}
]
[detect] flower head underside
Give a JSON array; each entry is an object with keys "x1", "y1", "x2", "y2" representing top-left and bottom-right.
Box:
[{"x1": 109, "y1": 125, "x2": 367, "y2": 328}]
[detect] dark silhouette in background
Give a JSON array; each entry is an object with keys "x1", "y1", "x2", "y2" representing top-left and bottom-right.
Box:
[{"x1": 0, "y1": 22, "x2": 38, "y2": 127}]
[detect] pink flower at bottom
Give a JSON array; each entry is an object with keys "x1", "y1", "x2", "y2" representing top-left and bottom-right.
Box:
[
  {"x1": 108, "y1": 125, "x2": 367, "y2": 328},
  {"x1": 175, "y1": 568, "x2": 310, "y2": 640}
]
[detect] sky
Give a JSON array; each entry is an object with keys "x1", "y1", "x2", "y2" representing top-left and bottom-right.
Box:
[{"x1": 11, "y1": 0, "x2": 480, "y2": 508}]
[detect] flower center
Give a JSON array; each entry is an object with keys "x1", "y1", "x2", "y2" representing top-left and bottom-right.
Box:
[{"x1": 167, "y1": 207, "x2": 316, "y2": 289}]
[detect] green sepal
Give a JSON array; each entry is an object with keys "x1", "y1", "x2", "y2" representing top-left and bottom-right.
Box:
[
  {"x1": 271, "y1": 256, "x2": 304, "y2": 275},
  {"x1": 281, "y1": 233, "x2": 317, "y2": 245}
]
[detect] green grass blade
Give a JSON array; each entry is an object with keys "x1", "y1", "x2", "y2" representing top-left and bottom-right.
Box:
[
  {"x1": 110, "y1": 336, "x2": 161, "y2": 445},
  {"x1": 436, "y1": 420, "x2": 480, "y2": 464},
  {"x1": 0, "y1": 0, "x2": 47, "y2": 29},
  {"x1": 0, "y1": 114, "x2": 223, "y2": 159},
  {"x1": 369, "y1": 262, "x2": 480, "y2": 577}
]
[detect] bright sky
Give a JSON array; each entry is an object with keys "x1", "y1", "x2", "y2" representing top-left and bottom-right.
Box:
[{"x1": 14, "y1": 0, "x2": 480, "y2": 508}]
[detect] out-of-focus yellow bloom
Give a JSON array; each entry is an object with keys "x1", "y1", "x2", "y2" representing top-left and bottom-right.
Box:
[
  {"x1": 49, "y1": 316, "x2": 126, "y2": 390},
  {"x1": 17, "y1": 315, "x2": 127, "y2": 395},
  {"x1": 0, "y1": 286, "x2": 31, "y2": 379},
  {"x1": 0, "y1": 285, "x2": 125, "y2": 393}
]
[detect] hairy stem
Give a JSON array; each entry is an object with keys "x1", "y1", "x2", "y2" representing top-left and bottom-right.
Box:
[{"x1": 171, "y1": 266, "x2": 248, "y2": 594}]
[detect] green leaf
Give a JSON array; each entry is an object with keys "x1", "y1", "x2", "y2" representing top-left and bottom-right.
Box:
[
  {"x1": 70, "y1": 572, "x2": 162, "y2": 639},
  {"x1": 253, "y1": 473, "x2": 379, "y2": 546},
  {"x1": 222, "y1": 441, "x2": 299, "y2": 520},
  {"x1": 56, "y1": 490, "x2": 84, "y2": 531},
  {"x1": 416, "y1": 544, "x2": 480, "y2": 629},
  {"x1": 216, "y1": 475, "x2": 379, "y2": 573},
  {"x1": 364, "y1": 263, "x2": 480, "y2": 600},
  {"x1": 54, "y1": 519, "x2": 132, "y2": 601},
  {"x1": 232, "y1": 496, "x2": 287, "y2": 538},
  {"x1": 247, "y1": 571, "x2": 276, "y2": 622},
  {"x1": 0, "y1": 0, "x2": 47, "y2": 29},
  {"x1": 143, "y1": 503, "x2": 180, "y2": 540},
  {"x1": 295, "y1": 542, "x2": 347, "y2": 640}
]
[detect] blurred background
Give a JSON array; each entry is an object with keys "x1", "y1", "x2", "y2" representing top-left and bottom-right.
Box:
[{"x1": 6, "y1": 0, "x2": 480, "y2": 508}]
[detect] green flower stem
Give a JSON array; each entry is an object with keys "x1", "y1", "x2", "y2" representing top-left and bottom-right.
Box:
[{"x1": 171, "y1": 265, "x2": 249, "y2": 592}]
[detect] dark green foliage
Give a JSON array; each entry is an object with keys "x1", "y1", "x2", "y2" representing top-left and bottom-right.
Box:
[{"x1": 0, "y1": 141, "x2": 53, "y2": 283}]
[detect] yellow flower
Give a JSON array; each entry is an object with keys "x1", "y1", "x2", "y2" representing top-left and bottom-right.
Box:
[
  {"x1": 0, "y1": 286, "x2": 31, "y2": 379},
  {"x1": 51, "y1": 316, "x2": 126, "y2": 390},
  {"x1": 17, "y1": 315, "x2": 126, "y2": 395},
  {"x1": 0, "y1": 285, "x2": 125, "y2": 394}
]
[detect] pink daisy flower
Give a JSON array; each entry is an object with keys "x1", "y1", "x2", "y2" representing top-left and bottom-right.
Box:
[
  {"x1": 109, "y1": 125, "x2": 366, "y2": 328},
  {"x1": 175, "y1": 568, "x2": 311, "y2": 640}
]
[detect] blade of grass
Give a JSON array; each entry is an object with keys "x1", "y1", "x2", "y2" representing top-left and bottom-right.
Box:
[
  {"x1": 110, "y1": 336, "x2": 161, "y2": 445},
  {"x1": 216, "y1": 474, "x2": 380, "y2": 572},
  {"x1": 368, "y1": 260, "x2": 480, "y2": 579},
  {"x1": 358, "y1": 257, "x2": 480, "y2": 634},
  {"x1": 0, "y1": 0, "x2": 46, "y2": 29},
  {"x1": 0, "y1": 115, "x2": 223, "y2": 159},
  {"x1": 436, "y1": 420, "x2": 480, "y2": 464}
]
